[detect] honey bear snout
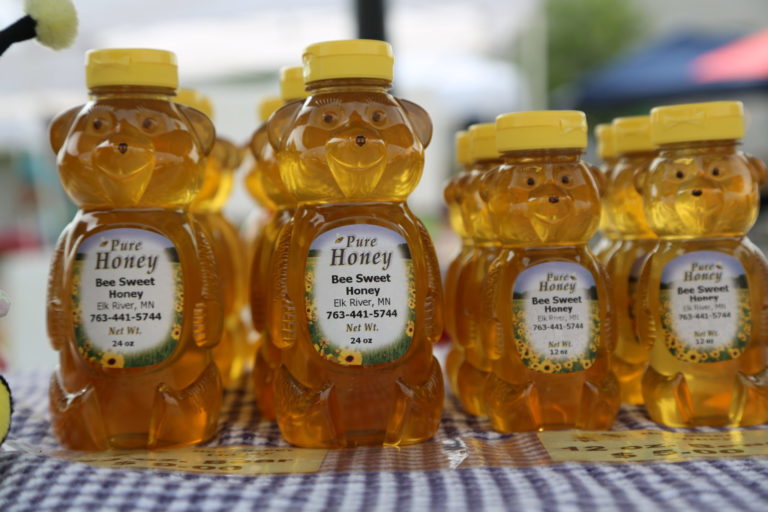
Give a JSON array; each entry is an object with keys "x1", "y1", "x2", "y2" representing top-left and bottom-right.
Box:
[
  {"x1": 94, "y1": 131, "x2": 154, "y2": 179},
  {"x1": 328, "y1": 125, "x2": 385, "y2": 170}
]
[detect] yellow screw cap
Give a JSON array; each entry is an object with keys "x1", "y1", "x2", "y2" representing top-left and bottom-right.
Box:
[
  {"x1": 258, "y1": 95, "x2": 284, "y2": 122},
  {"x1": 175, "y1": 88, "x2": 214, "y2": 119},
  {"x1": 455, "y1": 130, "x2": 471, "y2": 165},
  {"x1": 613, "y1": 115, "x2": 654, "y2": 154},
  {"x1": 594, "y1": 123, "x2": 617, "y2": 160},
  {"x1": 86, "y1": 48, "x2": 178, "y2": 89},
  {"x1": 280, "y1": 66, "x2": 307, "y2": 101},
  {"x1": 469, "y1": 123, "x2": 500, "y2": 162},
  {"x1": 651, "y1": 101, "x2": 744, "y2": 145},
  {"x1": 496, "y1": 111, "x2": 587, "y2": 152},
  {"x1": 303, "y1": 39, "x2": 394, "y2": 83}
]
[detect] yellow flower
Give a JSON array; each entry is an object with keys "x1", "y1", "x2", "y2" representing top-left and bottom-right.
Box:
[
  {"x1": 101, "y1": 352, "x2": 124, "y2": 368},
  {"x1": 406, "y1": 321, "x2": 415, "y2": 337},
  {"x1": 581, "y1": 358, "x2": 593, "y2": 369},
  {"x1": 729, "y1": 348, "x2": 741, "y2": 359},
  {"x1": 338, "y1": 349, "x2": 363, "y2": 366},
  {"x1": 171, "y1": 324, "x2": 182, "y2": 340},
  {"x1": 564, "y1": 360, "x2": 574, "y2": 370},
  {"x1": 539, "y1": 360, "x2": 555, "y2": 373},
  {"x1": 408, "y1": 297, "x2": 416, "y2": 309}
]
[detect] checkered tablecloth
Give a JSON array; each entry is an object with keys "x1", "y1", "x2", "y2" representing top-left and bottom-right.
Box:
[{"x1": 2, "y1": 369, "x2": 768, "y2": 512}]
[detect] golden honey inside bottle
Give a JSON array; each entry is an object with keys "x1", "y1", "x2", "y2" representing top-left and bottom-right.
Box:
[
  {"x1": 47, "y1": 49, "x2": 223, "y2": 450},
  {"x1": 483, "y1": 111, "x2": 619, "y2": 432},
  {"x1": 451, "y1": 123, "x2": 503, "y2": 416},
  {"x1": 592, "y1": 122, "x2": 619, "y2": 261},
  {"x1": 638, "y1": 101, "x2": 768, "y2": 426},
  {"x1": 177, "y1": 89, "x2": 248, "y2": 386},
  {"x1": 248, "y1": 66, "x2": 306, "y2": 420},
  {"x1": 267, "y1": 39, "x2": 444, "y2": 447},
  {"x1": 601, "y1": 116, "x2": 659, "y2": 404},
  {"x1": 444, "y1": 129, "x2": 472, "y2": 392}
]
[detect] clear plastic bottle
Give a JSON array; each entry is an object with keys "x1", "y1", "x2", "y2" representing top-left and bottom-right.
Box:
[
  {"x1": 638, "y1": 101, "x2": 768, "y2": 426},
  {"x1": 267, "y1": 40, "x2": 443, "y2": 447},
  {"x1": 47, "y1": 49, "x2": 223, "y2": 449},
  {"x1": 178, "y1": 89, "x2": 248, "y2": 386},
  {"x1": 600, "y1": 115, "x2": 659, "y2": 404},
  {"x1": 444, "y1": 129, "x2": 472, "y2": 391},
  {"x1": 452, "y1": 123, "x2": 503, "y2": 416},
  {"x1": 484, "y1": 111, "x2": 619, "y2": 432},
  {"x1": 248, "y1": 66, "x2": 306, "y2": 420}
]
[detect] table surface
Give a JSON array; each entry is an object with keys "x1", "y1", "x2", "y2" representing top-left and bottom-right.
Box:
[{"x1": 2, "y1": 369, "x2": 768, "y2": 512}]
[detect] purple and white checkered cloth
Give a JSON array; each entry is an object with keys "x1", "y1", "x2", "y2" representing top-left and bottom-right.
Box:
[{"x1": 2, "y1": 369, "x2": 768, "y2": 512}]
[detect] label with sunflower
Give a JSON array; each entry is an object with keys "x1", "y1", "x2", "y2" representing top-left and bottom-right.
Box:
[
  {"x1": 660, "y1": 251, "x2": 750, "y2": 363},
  {"x1": 71, "y1": 228, "x2": 184, "y2": 369},
  {"x1": 304, "y1": 224, "x2": 415, "y2": 366},
  {"x1": 512, "y1": 262, "x2": 600, "y2": 374}
]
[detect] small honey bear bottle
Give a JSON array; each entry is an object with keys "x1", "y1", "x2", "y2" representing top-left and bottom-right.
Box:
[
  {"x1": 248, "y1": 66, "x2": 306, "y2": 420},
  {"x1": 444, "y1": 130, "x2": 472, "y2": 391},
  {"x1": 601, "y1": 116, "x2": 659, "y2": 404},
  {"x1": 47, "y1": 49, "x2": 223, "y2": 450},
  {"x1": 637, "y1": 101, "x2": 768, "y2": 427},
  {"x1": 177, "y1": 89, "x2": 248, "y2": 386},
  {"x1": 483, "y1": 111, "x2": 619, "y2": 432},
  {"x1": 267, "y1": 40, "x2": 443, "y2": 447},
  {"x1": 452, "y1": 123, "x2": 504, "y2": 416},
  {"x1": 592, "y1": 122, "x2": 619, "y2": 261}
]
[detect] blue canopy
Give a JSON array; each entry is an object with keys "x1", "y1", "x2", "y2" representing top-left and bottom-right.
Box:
[{"x1": 572, "y1": 32, "x2": 768, "y2": 108}]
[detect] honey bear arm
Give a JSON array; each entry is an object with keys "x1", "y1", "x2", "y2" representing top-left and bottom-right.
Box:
[
  {"x1": 591, "y1": 251, "x2": 617, "y2": 355},
  {"x1": 415, "y1": 219, "x2": 443, "y2": 343},
  {"x1": 749, "y1": 242, "x2": 768, "y2": 345},
  {"x1": 270, "y1": 221, "x2": 297, "y2": 349},
  {"x1": 191, "y1": 218, "x2": 223, "y2": 348},
  {"x1": 483, "y1": 254, "x2": 505, "y2": 359},
  {"x1": 47, "y1": 227, "x2": 71, "y2": 350},
  {"x1": 249, "y1": 227, "x2": 268, "y2": 332},
  {"x1": 633, "y1": 248, "x2": 659, "y2": 349}
]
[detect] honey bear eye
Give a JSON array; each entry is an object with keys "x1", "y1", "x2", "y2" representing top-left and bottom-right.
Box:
[
  {"x1": 92, "y1": 118, "x2": 104, "y2": 130},
  {"x1": 561, "y1": 175, "x2": 570, "y2": 185},
  {"x1": 323, "y1": 112, "x2": 336, "y2": 124},
  {"x1": 526, "y1": 177, "x2": 535, "y2": 186},
  {"x1": 676, "y1": 170, "x2": 684, "y2": 179},
  {"x1": 142, "y1": 118, "x2": 154, "y2": 130},
  {"x1": 371, "y1": 111, "x2": 386, "y2": 124},
  {"x1": 711, "y1": 167, "x2": 720, "y2": 176}
]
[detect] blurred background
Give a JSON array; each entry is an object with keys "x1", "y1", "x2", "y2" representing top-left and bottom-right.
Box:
[{"x1": 0, "y1": 0, "x2": 767, "y2": 371}]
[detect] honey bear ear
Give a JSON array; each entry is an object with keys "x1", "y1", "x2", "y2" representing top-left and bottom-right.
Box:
[
  {"x1": 745, "y1": 153, "x2": 767, "y2": 188},
  {"x1": 586, "y1": 163, "x2": 607, "y2": 197},
  {"x1": 265, "y1": 100, "x2": 303, "y2": 152},
  {"x1": 49, "y1": 105, "x2": 83, "y2": 154},
  {"x1": 397, "y1": 99, "x2": 432, "y2": 148},
  {"x1": 219, "y1": 139, "x2": 244, "y2": 170},
  {"x1": 177, "y1": 105, "x2": 216, "y2": 156}
]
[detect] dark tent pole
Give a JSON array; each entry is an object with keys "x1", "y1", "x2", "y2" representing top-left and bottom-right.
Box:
[{"x1": 355, "y1": 0, "x2": 387, "y2": 41}]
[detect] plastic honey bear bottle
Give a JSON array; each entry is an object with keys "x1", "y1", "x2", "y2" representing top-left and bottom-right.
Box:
[
  {"x1": 601, "y1": 116, "x2": 659, "y2": 404},
  {"x1": 248, "y1": 66, "x2": 306, "y2": 420},
  {"x1": 452, "y1": 123, "x2": 503, "y2": 416},
  {"x1": 592, "y1": 122, "x2": 619, "y2": 261},
  {"x1": 267, "y1": 40, "x2": 443, "y2": 447},
  {"x1": 637, "y1": 101, "x2": 768, "y2": 426},
  {"x1": 47, "y1": 49, "x2": 223, "y2": 450},
  {"x1": 444, "y1": 130, "x2": 472, "y2": 391},
  {"x1": 483, "y1": 111, "x2": 619, "y2": 432},
  {"x1": 176, "y1": 89, "x2": 248, "y2": 386}
]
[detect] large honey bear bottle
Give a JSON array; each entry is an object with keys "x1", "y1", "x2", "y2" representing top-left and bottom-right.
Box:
[
  {"x1": 47, "y1": 49, "x2": 223, "y2": 450},
  {"x1": 444, "y1": 130, "x2": 472, "y2": 391},
  {"x1": 601, "y1": 116, "x2": 658, "y2": 404},
  {"x1": 484, "y1": 111, "x2": 619, "y2": 432},
  {"x1": 452, "y1": 123, "x2": 503, "y2": 416},
  {"x1": 267, "y1": 40, "x2": 443, "y2": 447},
  {"x1": 637, "y1": 101, "x2": 768, "y2": 426},
  {"x1": 177, "y1": 89, "x2": 248, "y2": 386},
  {"x1": 248, "y1": 66, "x2": 306, "y2": 420}
]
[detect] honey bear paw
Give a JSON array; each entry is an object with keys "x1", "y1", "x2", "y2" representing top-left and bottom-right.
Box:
[
  {"x1": 484, "y1": 373, "x2": 537, "y2": 432},
  {"x1": 274, "y1": 366, "x2": 340, "y2": 448},
  {"x1": 384, "y1": 356, "x2": 444, "y2": 446},
  {"x1": 49, "y1": 371, "x2": 108, "y2": 450},
  {"x1": 149, "y1": 362, "x2": 222, "y2": 448}
]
